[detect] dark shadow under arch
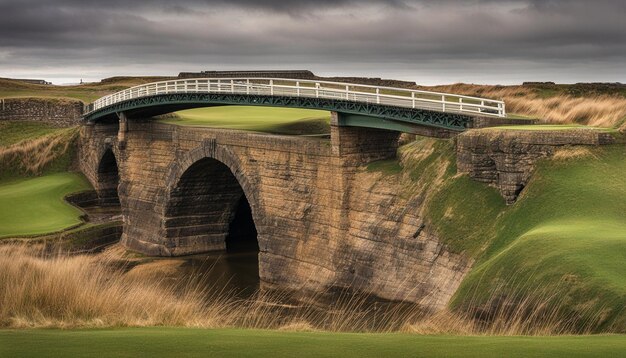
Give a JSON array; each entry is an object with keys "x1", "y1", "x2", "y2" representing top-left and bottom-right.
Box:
[
  {"x1": 164, "y1": 157, "x2": 259, "y2": 256},
  {"x1": 96, "y1": 148, "x2": 120, "y2": 205}
]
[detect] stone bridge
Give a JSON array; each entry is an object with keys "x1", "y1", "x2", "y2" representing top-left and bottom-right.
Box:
[{"x1": 79, "y1": 114, "x2": 470, "y2": 309}]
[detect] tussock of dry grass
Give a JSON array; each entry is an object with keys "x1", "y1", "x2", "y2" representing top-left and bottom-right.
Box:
[
  {"x1": 422, "y1": 83, "x2": 626, "y2": 130},
  {"x1": 552, "y1": 147, "x2": 596, "y2": 161},
  {"x1": 0, "y1": 243, "x2": 615, "y2": 334},
  {"x1": 0, "y1": 245, "x2": 221, "y2": 328},
  {"x1": 0, "y1": 127, "x2": 77, "y2": 175}
]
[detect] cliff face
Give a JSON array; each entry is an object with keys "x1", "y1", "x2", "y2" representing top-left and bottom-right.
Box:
[
  {"x1": 456, "y1": 128, "x2": 616, "y2": 203},
  {"x1": 80, "y1": 122, "x2": 472, "y2": 311}
]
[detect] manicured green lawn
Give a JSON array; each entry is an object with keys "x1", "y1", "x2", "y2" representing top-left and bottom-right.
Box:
[
  {"x1": 0, "y1": 173, "x2": 91, "y2": 238},
  {"x1": 161, "y1": 106, "x2": 331, "y2": 135},
  {"x1": 0, "y1": 328, "x2": 623, "y2": 358}
]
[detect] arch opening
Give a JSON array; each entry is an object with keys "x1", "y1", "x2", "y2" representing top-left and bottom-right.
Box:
[
  {"x1": 165, "y1": 157, "x2": 259, "y2": 256},
  {"x1": 97, "y1": 149, "x2": 120, "y2": 206}
]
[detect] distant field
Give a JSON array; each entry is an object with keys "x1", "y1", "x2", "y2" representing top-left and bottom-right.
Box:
[
  {"x1": 422, "y1": 83, "x2": 626, "y2": 130},
  {"x1": 0, "y1": 173, "x2": 90, "y2": 238},
  {"x1": 161, "y1": 106, "x2": 331, "y2": 135},
  {"x1": 0, "y1": 76, "x2": 172, "y2": 102},
  {"x1": 0, "y1": 328, "x2": 624, "y2": 358}
]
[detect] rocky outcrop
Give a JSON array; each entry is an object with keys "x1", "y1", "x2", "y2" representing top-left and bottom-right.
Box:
[
  {"x1": 456, "y1": 128, "x2": 616, "y2": 203},
  {"x1": 0, "y1": 97, "x2": 83, "y2": 126},
  {"x1": 79, "y1": 121, "x2": 472, "y2": 311}
]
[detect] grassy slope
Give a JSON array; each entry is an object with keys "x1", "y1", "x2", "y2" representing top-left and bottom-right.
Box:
[
  {"x1": 450, "y1": 145, "x2": 626, "y2": 330},
  {"x1": 0, "y1": 173, "x2": 91, "y2": 238},
  {"x1": 0, "y1": 122, "x2": 79, "y2": 180},
  {"x1": 161, "y1": 106, "x2": 331, "y2": 135},
  {"x1": 0, "y1": 121, "x2": 92, "y2": 237},
  {"x1": 397, "y1": 138, "x2": 626, "y2": 331},
  {"x1": 0, "y1": 328, "x2": 624, "y2": 358},
  {"x1": 0, "y1": 121, "x2": 62, "y2": 146}
]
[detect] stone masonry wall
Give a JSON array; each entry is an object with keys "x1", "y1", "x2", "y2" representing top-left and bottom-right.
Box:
[
  {"x1": 0, "y1": 97, "x2": 83, "y2": 126},
  {"x1": 79, "y1": 121, "x2": 471, "y2": 311},
  {"x1": 456, "y1": 128, "x2": 616, "y2": 203}
]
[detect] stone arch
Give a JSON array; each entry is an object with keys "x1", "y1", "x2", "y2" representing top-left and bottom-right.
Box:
[
  {"x1": 96, "y1": 146, "x2": 120, "y2": 205},
  {"x1": 161, "y1": 141, "x2": 263, "y2": 256}
]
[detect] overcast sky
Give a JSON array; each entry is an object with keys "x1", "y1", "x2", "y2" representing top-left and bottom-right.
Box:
[{"x1": 1, "y1": 0, "x2": 624, "y2": 85}]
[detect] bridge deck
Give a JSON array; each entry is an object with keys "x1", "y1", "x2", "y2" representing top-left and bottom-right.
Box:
[{"x1": 83, "y1": 78, "x2": 506, "y2": 131}]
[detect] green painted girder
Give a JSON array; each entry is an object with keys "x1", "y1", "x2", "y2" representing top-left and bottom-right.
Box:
[{"x1": 83, "y1": 93, "x2": 474, "y2": 131}]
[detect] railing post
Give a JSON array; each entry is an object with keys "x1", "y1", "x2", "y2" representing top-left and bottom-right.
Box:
[
  {"x1": 412, "y1": 92, "x2": 415, "y2": 108},
  {"x1": 270, "y1": 79, "x2": 274, "y2": 96},
  {"x1": 346, "y1": 85, "x2": 349, "y2": 100},
  {"x1": 296, "y1": 81, "x2": 300, "y2": 96},
  {"x1": 376, "y1": 88, "x2": 380, "y2": 104},
  {"x1": 442, "y1": 95, "x2": 446, "y2": 112},
  {"x1": 217, "y1": 79, "x2": 221, "y2": 93},
  {"x1": 315, "y1": 82, "x2": 320, "y2": 98},
  {"x1": 459, "y1": 98, "x2": 463, "y2": 112},
  {"x1": 231, "y1": 79, "x2": 234, "y2": 93},
  {"x1": 480, "y1": 100, "x2": 484, "y2": 113},
  {"x1": 246, "y1": 79, "x2": 250, "y2": 95}
]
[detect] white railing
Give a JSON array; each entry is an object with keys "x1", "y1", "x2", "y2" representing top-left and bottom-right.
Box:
[{"x1": 84, "y1": 78, "x2": 506, "y2": 117}]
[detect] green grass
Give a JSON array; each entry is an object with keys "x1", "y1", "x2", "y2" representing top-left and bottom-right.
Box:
[
  {"x1": 399, "y1": 139, "x2": 626, "y2": 331},
  {"x1": 448, "y1": 145, "x2": 626, "y2": 330},
  {"x1": 0, "y1": 126, "x2": 79, "y2": 181},
  {"x1": 401, "y1": 138, "x2": 507, "y2": 256},
  {"x1": 0, "y1": 328, "x2": 623, "y2": 358},
  {"x1": 366, "y1": 158, "x2": 402, "y2": 175},
  {"x1": 0, "y1": 173, "x2": 91, "y2": 238},
  {"x1": 0, "y1": 121, "x2": 62, "y2": 147},
  {"x1": 160, "y1": 106, "x2": 331, "y2": 135}
]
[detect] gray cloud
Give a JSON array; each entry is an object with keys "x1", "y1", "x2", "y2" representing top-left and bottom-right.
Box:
[{"x1": 0, "y1": 0, "x2": 625, "y2": 84}]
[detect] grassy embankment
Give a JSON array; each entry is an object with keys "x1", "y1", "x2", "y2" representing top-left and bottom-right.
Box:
[
  {"x1": 0, "y1": 121, "x2": 90, "y2": 238},
  {"x1": 370, "y1": 137, "x2": 625, "y2": 334},
  {"x1": 1, "y1": 328, "x2": 625, "y2": 358}
]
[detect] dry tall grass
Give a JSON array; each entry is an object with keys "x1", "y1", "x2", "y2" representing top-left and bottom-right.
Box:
[
  {"x1": 0, "y1": 245, "x2": 221, "y2": 328},
  {"x1": 421, "y1": 84, "x2": 626, "y2": 130},
  {"x1": 0, "y1": 244, "x2": 618, "y2": 334},
  {"x1": 0, "y1": 127, "x2": 78, "y2": 175}
]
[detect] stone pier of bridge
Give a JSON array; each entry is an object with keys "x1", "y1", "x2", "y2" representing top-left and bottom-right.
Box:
[{"x1": 78, "y1": 113, "x2": 471, "y2": 310}]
